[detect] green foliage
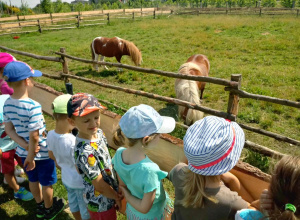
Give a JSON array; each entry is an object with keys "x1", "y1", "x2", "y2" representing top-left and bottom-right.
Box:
[
  {"x1": 243, "y1": 150, "x2": 270, "y2": 173},
  {"x1": 261, "y1": 0, "x2": 276, "y2": 7},
  {"x1": 41, "y1": 0, "x2": 53, "y2": 13},
  {"x1": 280, "y1": 0, "x2": 294, "y2": 7}
]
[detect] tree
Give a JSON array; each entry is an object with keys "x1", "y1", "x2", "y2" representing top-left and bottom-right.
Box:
[{"x1": 41, "y1": 0, "x2": 53, "y2": 13}]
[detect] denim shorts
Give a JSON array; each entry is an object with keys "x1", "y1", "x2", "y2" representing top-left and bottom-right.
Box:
[
  {"x1": 64, "y1": 184, "x2": 90, "y2": 220},
  {"x1": 21, "y1": 158, "x2": 57, "y2": 186}
]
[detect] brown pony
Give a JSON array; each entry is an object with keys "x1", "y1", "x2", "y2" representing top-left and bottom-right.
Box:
[
  {"x1": 175, "y1": 54, "x2": 210, "y2": 125},
  {"x1": 91, "y1": 36, "x2": 142, "y2": 71}
]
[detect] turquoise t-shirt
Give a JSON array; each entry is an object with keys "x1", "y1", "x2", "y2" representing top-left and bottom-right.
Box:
[
  {"x1": 0, "y1": 95, "x2": 18, "y2": 152},
  {"x1": 112, "y1": 147, "x2": 170, "y2": 220},
  {"x1": 235, "y1": 209, "x2": 266, "y2": 220}
]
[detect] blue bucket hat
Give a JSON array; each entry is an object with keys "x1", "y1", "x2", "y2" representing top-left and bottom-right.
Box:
[
  {"x1": 119, "y1": 104, "x2": 176, "y2": 139},
  {"x1": 3, "y1": 61, "x2": 42, "y2": 82},
  {"x1": 184, "y1": 116, "x2": 245, "y2": 176}
]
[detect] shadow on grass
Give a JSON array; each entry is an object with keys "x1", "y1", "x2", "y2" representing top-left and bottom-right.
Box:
[
  {"x1": 75, "y1": 69, "x2": 118, "y2": 78},
  {"x1": 158, "y1": 103, "x2": 179, "y2": 121}
]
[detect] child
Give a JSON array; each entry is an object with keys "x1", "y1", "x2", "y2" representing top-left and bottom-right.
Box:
[
  {"x1": 0, "y1": 94, "x2": 33, "y2": 201},
  {"x1": 67, "y1": 93, "x2": 121, "y2": 220},
  {"x1": 47, "y1": 94, "x2": 90, "y2": 220},
  {"x1": 169, "y1": 116, "x2": 252, "y2": 220},
  {"x1": 0, "y1": 52, "x2": 15, "y2": 95},
  {"x1": 0, "y1": 52, "x2": 25, "y2": 184},
  {"x1": 235, "y1": 155, "x2": 300, "y2": 220},
  {"x1": 112, "y1": 104, "x2": 175, "y2": 219},
  {"x1": 2, "y1": 61, "x2": 65, "y2": 220}
]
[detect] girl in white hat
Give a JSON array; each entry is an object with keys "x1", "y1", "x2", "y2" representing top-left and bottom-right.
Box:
[
  {"x1": 112, "y1": 104, "x2": 176, "y2": 220},
  {"x1": 169, "y1": 116, "x2": 255, "y2": 220}
]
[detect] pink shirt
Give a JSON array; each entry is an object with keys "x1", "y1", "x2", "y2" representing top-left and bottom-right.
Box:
[{"x1": 0, "y1": 79, "x2": 14, "y2": 95}]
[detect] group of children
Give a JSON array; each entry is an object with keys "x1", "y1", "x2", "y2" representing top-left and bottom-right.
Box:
[{"x1": 0, "y1": 52, "x2": 299, "y2": 220}]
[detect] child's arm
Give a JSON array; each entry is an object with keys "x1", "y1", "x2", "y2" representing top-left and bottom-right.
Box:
[
  {"x1": 120, "y1": 186, "x2": 156, "y2": 214},
  {"x1": 221, "y1": 171, "x2": 254, "y2": 202},
  {"x1": 48, "y1": 150, "x2": 61, "y2": 170},
  {"x1": 92, "y1": 173, "x2": 122, "y2": 208},
  {"x1": 0, "y1": 148, "x2": 2, "y2": 159},
  {"x1": 5, "y1": 121, "x2": 29, "y2": 150},
  {"x1": 24, "y1": 130, "x2": 39, "y2": 171}
]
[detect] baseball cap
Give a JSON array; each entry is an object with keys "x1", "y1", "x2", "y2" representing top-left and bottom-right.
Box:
[
  {"x1": 119, "y1": 104, "x2": 176, "y2": 139},
  {"x1": 67, "y1": 93, "x2": 106, "y2": 118},
  {"x1": 3, "y1": 61, "x2": 42, "y2": 82},
  {"x1": 184, "y1": 116, "x2": 245, "y2": 176},
  {"x1": 0, "y1": 53, "x2": 16, "y2": 68},
  {"x1": 52, "y1": 94, "x2": 72, "y2": 114}
]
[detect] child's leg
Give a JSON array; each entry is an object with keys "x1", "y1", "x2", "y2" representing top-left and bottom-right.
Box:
[
  {"x1": 42, "y1": 185, "x2": 53, "y2": 209},
  {"x1": 29, "y1": 181, "x2": 43, "y2": 203},
  {"x1": 4, "y1": 172, "x2": 19, "y2": 192},
  {"x1": 66, "y1": 186, "x2": 90, "y2": 220}
]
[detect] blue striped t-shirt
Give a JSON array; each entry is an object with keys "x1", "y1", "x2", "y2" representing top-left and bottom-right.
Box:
[{"x1": 3, "y1": 97, "x2": 49, "y2": 160}]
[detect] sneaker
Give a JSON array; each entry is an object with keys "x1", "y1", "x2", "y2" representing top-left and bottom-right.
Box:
[
  {"x1": 14, "y1": 168, "x2": 25, "y2": 176},
  {"x1": 36, "y1": 201, "x2": 45, "y2": 219},
  {"x1": 44, "y1": 198, "x2": 65, "y2": 220},
  {"x1": 14, "y1": 187, "x2": 34, "y2": 201},
  {"x1": 4, "y1": 176, "x2": 26, "y2": 184}
]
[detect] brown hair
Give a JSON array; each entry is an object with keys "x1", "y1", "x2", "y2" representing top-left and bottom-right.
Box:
[
  {"x1": 7, "y1": 80, "x2": 24, "y2": 88},
  {"x1": 179, "y1": 166, "x2": 218, "y2": 208},
  {"x1": 113, "y1": 126, "x2": 157, "y2": 147},
  {"x1": 269, "y1": 156, "x2": 300, "y2": 220}
]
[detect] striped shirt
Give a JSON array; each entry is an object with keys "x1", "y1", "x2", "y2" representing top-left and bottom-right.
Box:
[{"x1": 3, "y1": 97, "x2": 49, "y2": 160}]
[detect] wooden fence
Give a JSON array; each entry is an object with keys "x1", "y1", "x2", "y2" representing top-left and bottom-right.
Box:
[
  {"x1": 0, "y1": 7, "x2": 298, "y2": 36},
  {"x1": 0, "y1": 45, "x2": 299, "y2": 159}
]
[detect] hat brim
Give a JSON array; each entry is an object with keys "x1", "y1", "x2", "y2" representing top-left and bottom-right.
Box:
[
  {"x1": 32, "y1": 70, "x2": 42, "y2": 77},
  {"x1": 188, "y1": 121, "x2": 245, "y2": 176},
  {"x1": 156, "y1": 116, "x2": 176, "y2": 134}
]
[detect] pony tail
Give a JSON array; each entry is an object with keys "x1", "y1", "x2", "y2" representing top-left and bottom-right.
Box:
[
  {"x1": 178, "y1": 166, "x2": 218, "y2": 208},
  {"x1": 113, "y1": 126, "x2": 126, "y2": 147}
]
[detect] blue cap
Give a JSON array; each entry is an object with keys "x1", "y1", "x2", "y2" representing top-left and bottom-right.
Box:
[
  {"x1": 3, "y1": 61, "x2": 42, "y2": 82},
  {"x1": 119, "y1": 104, "x2": 176, "y2": 139}
]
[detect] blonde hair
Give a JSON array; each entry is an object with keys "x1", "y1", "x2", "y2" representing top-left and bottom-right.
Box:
[
  {"x1": 113, "y1": 126, "x2": 157, "y2": 147},
  {"x1": 178, "y1": 166, "x2": 218, "y2": 208},
  {"x1": 269, "y1": 156, "x2": 300, "y2": 220}
]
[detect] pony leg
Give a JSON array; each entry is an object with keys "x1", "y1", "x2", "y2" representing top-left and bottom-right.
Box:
[
  {"x1": 94, "y1": 54, "x2": 99, "y2": 71},
  {"x1": 118, "y1": 62, "x2": 123, "y2": 72},
  {"x1": 100, "y1": 56, "x2": 108, "y2": 70}
]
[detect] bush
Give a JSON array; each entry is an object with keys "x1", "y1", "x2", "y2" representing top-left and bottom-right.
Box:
[
  {"x1": 261, "y1": 0, "x2": 276, "y2": 7},
  {"x1": 280, "y1": 0, "x2": 294, "y2": 7}
]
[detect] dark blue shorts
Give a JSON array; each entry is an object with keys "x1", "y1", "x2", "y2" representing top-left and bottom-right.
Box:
[{"x1": 21, "y1": 158, "x2": 57, "y2": 186}]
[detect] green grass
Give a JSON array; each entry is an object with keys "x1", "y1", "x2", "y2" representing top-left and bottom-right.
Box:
[{"x1": 0, "y1": 14, "x2": 300, "y2": 219}]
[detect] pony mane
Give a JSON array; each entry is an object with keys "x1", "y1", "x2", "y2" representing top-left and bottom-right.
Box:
[
  {"x1": 178, "y1": 62, "x2": 203, "y2": 75},
  {"x1": 122, "y1": 39, "x2": 142, "y2": 66}
]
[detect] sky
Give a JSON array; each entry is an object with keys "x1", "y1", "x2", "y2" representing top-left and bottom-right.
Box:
[{"x1": 2, "y1": 0, "x2": 74, "y2": 8}]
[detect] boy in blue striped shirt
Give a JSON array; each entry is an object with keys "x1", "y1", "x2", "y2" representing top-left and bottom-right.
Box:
[{"x1": 3, "y1": 61, "x2": 64, "y2": 220}]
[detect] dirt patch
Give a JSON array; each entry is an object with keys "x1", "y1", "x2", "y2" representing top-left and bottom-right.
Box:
[
  {"x1": 261, "y1": 32, "x2": 270, "y2": 35},
  {"x1": 214, "y1": 29, "x2": 223, "y2": 33}
]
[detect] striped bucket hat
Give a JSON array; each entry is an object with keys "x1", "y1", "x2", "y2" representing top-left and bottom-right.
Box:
[{"x1": 184, "y1": 116, "x2": 245, "y2": 176}]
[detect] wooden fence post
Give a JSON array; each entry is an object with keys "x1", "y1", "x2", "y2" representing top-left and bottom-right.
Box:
[
  {"x1": 297, "y1": 9, "x2": 299, "y2": 17},
  {"x1": 50, "y1": 13, "x2": 53, "y2": 24},
  {"x1": 153, "y1": 10, "x2": 156, "y2": 19},
  {"x1": 226, "y1": 2, "x2": 228, "y2": 14},
  {"x1": 17, "y1": 15, "x2": 21, "y2": 27},
  {"x1": 226, "y1": 74, "x2": 242, "y2": 120},
  {"x1": 107, "y1": 13, "x2": 110, "y2": 24},
  {"x1": 60, "y1": 47, "x2": 69, "y2": 84},
  {"x1": 77, "y1": 15, "x2": 80, "y2": 28},
  {"x1": 132, "y1": 12, "x2": 135, "y2": 20},
  {"x1": 37, "y1": 19, "x2": 42, "y2": 33}
]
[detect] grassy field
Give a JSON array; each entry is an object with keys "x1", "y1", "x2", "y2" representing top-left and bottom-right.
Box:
[{"x1": 0, "y1": 13, "x2": 300, "y2": 219}]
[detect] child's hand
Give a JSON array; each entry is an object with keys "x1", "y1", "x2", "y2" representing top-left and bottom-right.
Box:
[
  {"x1": 120, "y1": 185, "x2": 130, "y2": 199},
  {"x1": 35, "y1": 145, "x2": 40, "y2": 154},
  {"x1": 260, "y1": 189, "x2": 273, "y2": 214},
  {"x1": 24, "y1": 157, "x2": 35, "y2": 171}
]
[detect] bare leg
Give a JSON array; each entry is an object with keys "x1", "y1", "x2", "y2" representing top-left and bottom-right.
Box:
[
  {"x1": 29, "y1": 181, "x2": 43, "y2": 203},
  {"x1": 100, "y1": 56, "x2": 108, "y2": 70},
  {"x1": 72, "y1": 211, "x2": 82, "y2": 220},
  {"x1": 4, "y1": 173, "x2": 19, "y2": 192},
  {"x1": 42, "y1": 185, "x2": 53, "y2": 209}
]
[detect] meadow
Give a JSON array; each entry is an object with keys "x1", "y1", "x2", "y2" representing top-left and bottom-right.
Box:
[{"x1": 0, "y1": 13, "x2": 299, "y2": 219}]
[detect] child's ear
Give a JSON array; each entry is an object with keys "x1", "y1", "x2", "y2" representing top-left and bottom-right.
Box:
[
  {"x1": 67, "y1": 117, "x2": 75, "y2": 127},
  {"x1": 25, "y1": 78, "x2": 31, "y2": 86},
  {"x1": 142, "y1": 136, "x2": 150, "y2": 145}
]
